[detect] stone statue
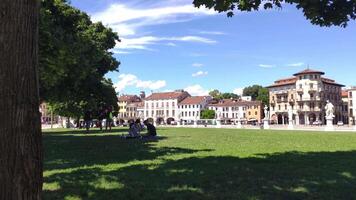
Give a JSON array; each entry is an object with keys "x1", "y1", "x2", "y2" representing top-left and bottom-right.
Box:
[
  {"x1": 288, "y1": 105, "x2": 293, "y2": 121},
  {"x1": 264, "y1": 105, "x2": 269, "y2": 120},
  {"x1": 325, "y1": 100, "x2": 335, "y2": 119},
  {"x1": 216, "y1": 110, "x2": 222, "y2": 120}
]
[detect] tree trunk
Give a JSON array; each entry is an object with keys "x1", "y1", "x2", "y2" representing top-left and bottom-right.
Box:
[{"x1": 0, "y1": 1, "x2": 42, "y2": 200}]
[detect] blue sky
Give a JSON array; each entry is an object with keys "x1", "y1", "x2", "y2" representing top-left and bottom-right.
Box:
[{"x1": 71, "y1": 0, "x2": 356, "y2": 96}]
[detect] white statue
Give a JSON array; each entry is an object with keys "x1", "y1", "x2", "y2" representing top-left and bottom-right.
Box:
[
  {"x1": 288, "y1": 105, "x2": 293, "y2": 121},
  {"x1": 264, "y1": 105, "x2": 269, "y2": 120},
  {"x1": 216, "y1": 110, "x2": 222, "y2": 120},
  {"x1": 325, "y1": 100, "x2": 335, "y2": 119}
]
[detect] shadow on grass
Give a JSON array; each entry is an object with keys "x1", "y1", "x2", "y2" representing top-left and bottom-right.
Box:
[{"x1": 44, "y1": 148, "x2": 356, "y2": 199}]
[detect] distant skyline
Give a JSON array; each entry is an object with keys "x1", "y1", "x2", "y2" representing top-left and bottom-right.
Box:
[{"x1": 71, "y1": 0, "x2": 356, "y2": 96}]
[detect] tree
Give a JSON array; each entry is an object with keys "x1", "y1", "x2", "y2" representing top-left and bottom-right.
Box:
[
  {"x1": 209, "y1": 89, "x2": 221, "y2": 99},
  {"x1": 256, "y1": 87, "x2": 269, "y2": 105},
  {"x1": 193, "y1": 0, "x2": 356, "y2": 27},
  {"x1": 201, "y1": 109, "x2": 216, "y2": 119},
  {"x1": 243, "y1": 85, "x2": 269, "y2": 105},
  {"x1": 243, "y1": 85, "x2": 263, "y2": 100},
  {"x1": 0, "y1": 0, "x2": 42, "y2": 199},
  {"x1": 39, "y1": 0, "x2": 120, "y2": 118}
]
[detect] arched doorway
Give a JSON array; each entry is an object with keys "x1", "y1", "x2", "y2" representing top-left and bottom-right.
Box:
[
  {"x1": 308, "y1": 113, "x2": 316, "y2": 125},
  {"x1": 283, "y1": 115, "x2": 289, "y2": 124},
  {"x1": 167, "y1": 117, "x2": 175, "y2": 125},
  {"x1": 277, "y1": 114, "x2": 283, "y2": 125},
  {"x1": 299, "y1": 114, "x2": 305, "y2": 125},
  {"x1": 157, "y1": 117, "x2": 165, "y2": 125}
]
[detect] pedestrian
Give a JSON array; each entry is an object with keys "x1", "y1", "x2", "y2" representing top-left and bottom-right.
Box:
[{"x1": 83, "y1": 110, "x2": 92, "y2": 133}]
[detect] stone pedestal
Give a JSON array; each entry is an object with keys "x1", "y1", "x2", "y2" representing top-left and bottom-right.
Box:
[
  {"x1": 236, "y1": 120, "x2": 242, "y2": 129},
  {"x1": 194, "y1": 120, "x2": 198, "y2": 128},
  {"x1": 263, "y1": 119, "x2": 270, "y2": 130},
  {"x1": 325, "y1": 117, "x2": 334, "y2": 131},
  {"x1": 216, "y1": 119, "x2": 222, "y2": 128},
  {"x1": 288, "y1": 121, "x2": 294, "y2": 130},
  {"x1": 177, "y1": 120, "x2": 181, "y2": 127}
]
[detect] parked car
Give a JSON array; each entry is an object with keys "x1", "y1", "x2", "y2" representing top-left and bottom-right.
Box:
[{"x1": 337, "y1": 121, "x2": 344, "y2": 126}]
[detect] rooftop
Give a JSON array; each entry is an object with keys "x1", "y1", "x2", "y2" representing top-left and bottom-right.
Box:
[
  {"x1": 293, "y1": 68, "x2": 325, "y2": 76},
  {"x1": 179, "y1": 96, "x2": 210, "y2": 105},
  {"x1": 145, "y1": 91, "x2": 190, "y2": 101},
  {"x1": 208, "y1": 99, "x2": 262, "y2": 107}
]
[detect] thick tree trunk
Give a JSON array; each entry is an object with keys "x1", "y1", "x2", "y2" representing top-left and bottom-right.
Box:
[{"x1": 0, "y1": 1, "x2": 42, "y2": 200}]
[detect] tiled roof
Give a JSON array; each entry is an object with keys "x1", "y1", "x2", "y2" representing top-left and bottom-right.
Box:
[
  {"x1": 118, "y1": 95, "x2": 141, "y2": 102},
  {"x1": 179, "y1": 96, "x2": 210, "y2": 105},
  {"x1": 293, "y1": 69, "x2": 325, "y2": 76},
  {"x1": 321, "y1": 77, "x2": 345, "y2": 87},
  {"x1": 208, "y1": 99, "x2": 262, "y2": 107},
  {"x1": 267, "y1": 77, "x2": 297, "y2": 88},
  {"x1": 341, "y1": 90, "x2": 348, "y2": 98},
  {"x1": 145, "y1": 91, "x2": 190, "y2": 100}
]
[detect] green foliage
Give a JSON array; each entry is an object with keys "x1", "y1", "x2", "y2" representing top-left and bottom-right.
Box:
[
  {"x1": 43, "y1": 128, "x2": 356, "y2": 199},
  {"x1": 193, "y1": 0, "x2": 356, "y2": 27},
  {"x1": 39, "y1": 0, "x2": 120, "y2": 117},
  {"x1": 243, "y1": 85, "x2": 269, "y2": 105},
  {"x1": 209, "y1": 89, "x2": 239, "y2": 100},
  {"x1": 201, "y1": 109, "x2": 216, "y2": 119}
]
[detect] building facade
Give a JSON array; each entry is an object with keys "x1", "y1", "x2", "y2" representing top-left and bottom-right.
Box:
[
  {"x1": 348, "y1": 87, "x2": 356, "y2": 125},
  {"x1": 144, "y1": 90, "x2": 190, "y2": 124},
  {"x1": 207, "y1": 99, "x2": 263, "y2": 123},
  {"x1": 178, "y1": 96, "x2": 212, "y2": 122},
  {"x1": 118, "y1": 95, "x2": 142, "y2": 122},
  {"x1": 267, "y1": 69, "x2": 345, "y2": 125}
]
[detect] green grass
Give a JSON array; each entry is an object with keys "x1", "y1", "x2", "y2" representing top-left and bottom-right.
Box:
[{"x1": 43, "y1": 128, "x2": 356, "y2": 200}]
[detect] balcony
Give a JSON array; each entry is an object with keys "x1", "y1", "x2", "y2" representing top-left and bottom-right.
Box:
[
  {"x1": 297, "y1": 88, "x2": 304, "y2": 94},
  {"x1": 308, "y1": 89, "x2": 317, "y2": 94}
]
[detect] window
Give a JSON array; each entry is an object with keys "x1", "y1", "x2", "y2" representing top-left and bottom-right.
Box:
[
  {"x1": 255, "y1": 111, "x2": 257, "y2": 115},
  {"x1": 285, "y1": 105, "x2": 287, "y2": 110},
  {"x1": 166, "y1": 102, "x2": 169, "y2": 107},
  {"x1": 299, "y1": 84, "x2": 303, "y2": 89},
  {"x1": 278, "y1": 105, "x2": 281, "y2": 110},
  {"x1": 172, "y1": 110, "x2": 175, "y2": 116},
  {"x1": 351, "y1": 100, "x2": 353, "y2": 107},
  {"x1": 310, "y1": 83, "x2": 314, "y2": 89},
  {"x1": 193, "y1": 111, "x2": 195, "y2": 116},
  {"x1": 350, "y1": 92, "x2": 353, "y2": 98},
  {"x1": 248, "y1": 111, "x2": 251, "y2": 115},
  {"x1": 172, "y1": 102, "x2": 175, "y2": 107},
  {"x1": 166, "y1": 110, "x2": 169, "y2": 116}
]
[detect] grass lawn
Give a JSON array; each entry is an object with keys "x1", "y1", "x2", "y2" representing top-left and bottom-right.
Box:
[{"x1": 43, "y1": 128, "x2": 356, "y2": 200}]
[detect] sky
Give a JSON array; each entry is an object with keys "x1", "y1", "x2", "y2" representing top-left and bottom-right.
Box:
[{"x1": 70, "y1": 0, "x2": 356, "y2": 96}]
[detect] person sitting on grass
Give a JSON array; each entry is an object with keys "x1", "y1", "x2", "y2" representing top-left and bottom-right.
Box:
[
  {"x1": 143, "y1": 120, "x2": 157, "y2": 138},
  {"x1": 126, "y1": 121, "x2": 141, "y2": 138}
]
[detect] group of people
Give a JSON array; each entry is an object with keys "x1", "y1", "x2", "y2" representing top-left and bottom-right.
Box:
[
  {"x1": 125, "y1": 119, "x2": 157, "y2": 139},
  {"x1": 83, "y1": 107, "x2": 113, "y2": 133}
]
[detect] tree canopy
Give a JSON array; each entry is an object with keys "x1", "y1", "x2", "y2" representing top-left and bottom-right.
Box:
[
  {"x1": 209, "y1": 89, "x2": 240, "y2": 100},
  {"x1": 201, "y1": 109, "x2": 216, "y2": 119},
  {"x1": 243, "y1": 85, "x2": 269, "y2": 105},
  {"x1": 39, "y1": 0, "x2": 120, "y2": 118},
  {"x1": 193, "y1": 0, "x2": 356, "y2": 27}
]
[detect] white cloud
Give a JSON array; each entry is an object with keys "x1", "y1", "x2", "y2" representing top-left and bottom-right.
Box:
[
  {"x1": 259, "y1": 64, "x2": 276, "y2": 68},
  {"x1": 92, "y1": 3, "x2": 217, "y2": 37},
  {"x1": 184, "y1": 84, "x2": 209, "y2": 96},
  {"x1": 199, "y1": 31, "x2": 226, "y2": 35},
  {"x1": 118, "y1": 35, "x2": 216, "y2": 50},
  {"x1": 233, "y1": 88, "x2": 244, "y2": 96},
  {"x1": 166, "y1": 42, "x2": 177, "y2": 47},
  {"x1": 287, "y1": 62, "x2": 304, "y2": 67},
  {"x1": 192, "y1": 71, "x2": 208, "y2": 77},
  {"x1": 114, "y1": 74, "x2": 166, "y2": 92},
  {"x1": 192, "y1": 63, "x2": 204, "y2": 67}
]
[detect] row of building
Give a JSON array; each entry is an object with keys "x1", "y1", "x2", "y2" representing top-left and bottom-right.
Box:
[
  {"x1": 117, "y1": 69, "x2": 356, "y2": 126},
  {"x1": 118, "y1": 90, "x2": 263, "y2": 125}
]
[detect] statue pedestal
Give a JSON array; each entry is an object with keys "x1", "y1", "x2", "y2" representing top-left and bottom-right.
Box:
[
  {"x1": 325, "y1": 117, "x2": 334, "y2": 131},
  {"x1": 288, "y1": 121, "x2": 294, "y2": 130},
  {"x1": 263, "y1": 119, "x2": 270, "y2": 130},
  {"x1": 177, "y1": 121, "x2": 181, "y2": 127},
  {"x1": 236, "y1": 120, "x2": 242, "y2": 129},
  {"x1": 353, "y1": 125, "x2": 356, "y2": 131},
  {"x1": 194, "y1": 120, "x2": 198, "y2": 128},
  {"x1": 216, "y1": 119, "x2": 222, "y2": 128}
]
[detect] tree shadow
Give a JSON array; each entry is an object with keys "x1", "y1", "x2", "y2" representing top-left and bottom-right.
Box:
[
  {"x1": 43, "y1": 133, "x2": 211, "y2": 171},
  {"x1": 44, "y1": 151, "x2": 356, "y2": 200}
]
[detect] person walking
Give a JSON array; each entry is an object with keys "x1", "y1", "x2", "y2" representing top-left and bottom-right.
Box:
[
  {"x1": 83, "y1": 110, "x2": 92, "y2": 133},
  {"x1": 105, "y1": 107, "x2": 113, "y2": 131}
]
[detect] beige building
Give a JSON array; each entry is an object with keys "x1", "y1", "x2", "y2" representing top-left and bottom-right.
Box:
[
  {"x1": 117, "y1": 95, "x2": 142, "y2": 123},
  {"x1": 208, "y1": 99, "x2": 263, "y2": 124},
  {"x1": 267, "y1": 69, "x2": 344, "y2": 125},
  {"x1": 178, "y1": 96, "x2": 212, "y2": 122}
]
